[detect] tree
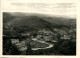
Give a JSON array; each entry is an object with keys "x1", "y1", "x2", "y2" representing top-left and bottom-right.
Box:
[
  {"x1": 53, "y1": 39, "x2": 76, "y2": 55},
  {"x1": 25, "y1": 40, "x2": 32, "y2": 55}
]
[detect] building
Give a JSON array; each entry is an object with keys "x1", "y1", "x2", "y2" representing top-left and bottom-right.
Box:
[
  {"x1": 60, "y1": 35, "x2": 70, "y2": 39},
  {"x1": 20, "y1": 40, "x2": 26, "y2": 45},
  {"x1": 37, "y1": 29, "x2": 54, "y2": 41},
  {"x1": 44, "y1": 35, "x2": 52, "y2": 41},
  {"x1": 11, "y1": 39, "x2": 19, "y2": 44},
  {"x1": 21, "y1": 33, "x2": 30, "y2": 36}
]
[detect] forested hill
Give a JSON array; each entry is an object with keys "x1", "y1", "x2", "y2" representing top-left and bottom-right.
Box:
[{"x1": 3, "y1": 12, "x2": 76, "y2": 29}]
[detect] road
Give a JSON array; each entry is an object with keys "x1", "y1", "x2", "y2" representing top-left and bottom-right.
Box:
[
  {"x1": 32, "y1": 38, "x2": 54, "y2": 50},
  {"x1": 14, "y1": 38, "x2": 54, "y2": 51}
]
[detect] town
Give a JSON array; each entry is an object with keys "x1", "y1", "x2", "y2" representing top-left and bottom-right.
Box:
[
  {"x1": 3, "y1": 24, "x2": 76, "y2": 55},
  {"x1": 3, "y1": 12, "x2": 76, "y2": 55}
]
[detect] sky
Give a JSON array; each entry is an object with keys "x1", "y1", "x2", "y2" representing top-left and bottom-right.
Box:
[{"x1": 2, "y1": 0, "x2": 76, "y2": 18}]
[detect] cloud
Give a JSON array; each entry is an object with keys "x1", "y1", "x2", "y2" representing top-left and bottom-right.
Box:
[{"x1": 3, "y1": 2, "x2": 76, "y2": 18}]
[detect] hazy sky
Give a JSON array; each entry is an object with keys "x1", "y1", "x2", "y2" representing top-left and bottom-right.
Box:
[{"x1": 2, "y1": 0, "x2": 76, "y2": 18}]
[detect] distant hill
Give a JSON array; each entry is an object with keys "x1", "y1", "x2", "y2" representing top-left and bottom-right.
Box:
[
  {"x1": 7, "y1": 16, "x2": 54, "y2": 30},
  {"x1": 3, "y1": 13, "x2": 15, "y2": 24},
  {"x1": 3, "y1": 12, "x2": 76, "y2": 30}
]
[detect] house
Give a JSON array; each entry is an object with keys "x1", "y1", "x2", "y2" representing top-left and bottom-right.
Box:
[
  {"x1": 11, "y1": 39, "x2": 19, "y2": 44},
  {"x1": 64, "y1": 35, "x2": 70, "y2": 39},
  {"x1": 61, "y1": 35, "x2": 70, "y2": 39}
]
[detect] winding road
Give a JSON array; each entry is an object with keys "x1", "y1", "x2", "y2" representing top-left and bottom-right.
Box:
[
  {"x1": 15, "y1": 38, "x2": 54, "y2": 51},
  {"x1": 32, "y1": 38, "x2": 54, "y2": 50}
]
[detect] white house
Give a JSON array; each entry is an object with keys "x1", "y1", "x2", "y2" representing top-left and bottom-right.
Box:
[{"x1": 11, "y1": 39, "x2": 19, "y2": 44}]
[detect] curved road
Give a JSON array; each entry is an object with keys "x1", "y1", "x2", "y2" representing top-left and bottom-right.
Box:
[
  {"x1": 32, "y1": 38, "x2": 54, "y2": 50},
  {"x1": 15, "y1": 38, "x2": 54, "y2": 51}
]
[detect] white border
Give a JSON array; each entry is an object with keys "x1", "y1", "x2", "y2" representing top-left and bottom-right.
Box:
[{"x1": 1, "y1": 0, "x2": 80, "y2": 58}]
